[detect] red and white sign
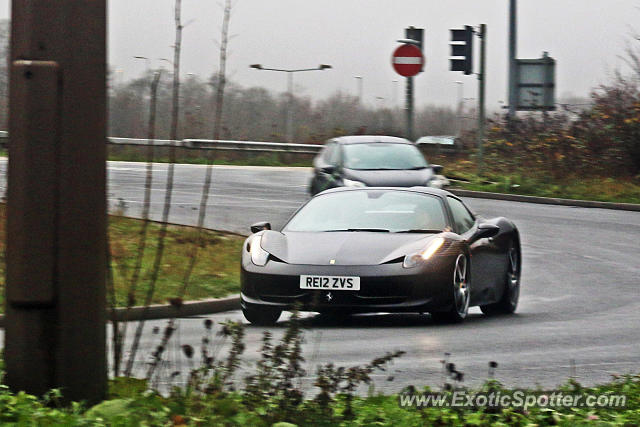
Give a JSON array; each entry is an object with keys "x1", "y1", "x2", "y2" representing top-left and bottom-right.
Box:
[{"x1": 392, "y1": 44, "x2": 424, "y2": 77}]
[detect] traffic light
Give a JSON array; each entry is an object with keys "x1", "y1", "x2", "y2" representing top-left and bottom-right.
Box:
[
  {"x1": 405, "y1": 27, "x2": 424, "y2": 71},
  {"x1": 405, "y1": 26, "x2": 424, "y2": 51},
  {"x1": 450, "y1": 25, "x2": 473, "y2": 75}
]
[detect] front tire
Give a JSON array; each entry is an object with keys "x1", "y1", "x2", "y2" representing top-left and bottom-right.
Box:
[
  {"x1": 431, "y1": 254, "x2": 470, "y2": 324},
  {"x1": 242, "y1": 307, "x2": 282, "y2": 326},
  {"x1": 481, "y1": 243, "x2": 520, "y2": 315}
]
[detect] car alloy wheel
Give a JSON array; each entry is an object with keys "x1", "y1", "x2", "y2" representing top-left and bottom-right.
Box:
[
  {"x1": 480, "y1": 242, "x2": 520, "y2": 315},
  {"x1": 432, "y1": 253, "x2": 470, "y2": 323},
  {"x1": 506, "y1": 246, "x2": 520, "y2": 307},
  {"x1": 452, "y1": 254, "x2": 470, "y2": 318}
]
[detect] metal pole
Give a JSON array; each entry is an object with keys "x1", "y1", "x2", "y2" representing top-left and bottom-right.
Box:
[
  {"x1": 508, "y1": 0, "x2": 517, "y2": 121},
  {"x1": 455, "y1": 81, "x2": 464, "y2": 136},
  {"x1": 477, "y1": 24, "x2": 487, "y2": 174},
  {"x1": 354, "y1": 76, "x2": 363, "y2": 103},
  {"x1": 287, "y1": 72, "x2": 293, "y2": 143},
  {"x1": 392, "y1": 80, "x2": 398, "y2": 109},
  {"x1": 250, "y1": 65, "x2": 330, "y2": 142},
  {"x1": 406, "y1": 76, "x2": 414, "y2": 140},
  {"x1": 134, "y1": 56, "x2": 150, "y2": 76},
  {"x1": 6, "y1": 0, "x2": 107, "y2": 403}
]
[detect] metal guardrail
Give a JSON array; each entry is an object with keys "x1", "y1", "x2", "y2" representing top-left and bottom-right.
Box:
[
  {"x1": 108, "y1": 137, "x2": 176, "y2": 147},
  {"x1": 182, "y1": 138, "x2": 322, "y2": 154},
  {"x1": 0, "y1": 131, "x2": 323, "y2": 155}
]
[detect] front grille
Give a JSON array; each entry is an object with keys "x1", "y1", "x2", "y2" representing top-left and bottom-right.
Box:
[{"x1": 256, "y1": 275, "x2": 413, "y2": 305}]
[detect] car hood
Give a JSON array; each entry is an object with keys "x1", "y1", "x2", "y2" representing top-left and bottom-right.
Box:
[
  {"x1": 343, "y1": 167, "x2": 434, "y2": 187},
  {"x1": 260, "y1": 230, "x2": 441, "y2": 266}
]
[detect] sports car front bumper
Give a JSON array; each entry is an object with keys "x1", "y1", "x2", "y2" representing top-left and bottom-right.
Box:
[{"x1": 241, "y1": 255, "x2": 455, "y2": 314}]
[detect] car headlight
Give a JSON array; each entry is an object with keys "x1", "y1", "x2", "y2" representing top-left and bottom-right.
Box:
[
  {"x1": 249, "y1": 234, "x2": 270, "y2": 266},
  {"x1": 403, "y1": 237, "x2": 446, "y2": 268},
  {"x1": 343, "y1": 178, "x2": 366, "y2": 188}
]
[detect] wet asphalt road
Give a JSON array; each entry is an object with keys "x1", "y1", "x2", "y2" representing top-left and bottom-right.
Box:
[{"x1": 1, "y1": 160, "x2": 639, "y2": 391}]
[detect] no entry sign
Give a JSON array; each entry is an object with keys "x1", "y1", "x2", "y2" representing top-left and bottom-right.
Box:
[{"x1": 392, "y1": 44, "x2": 424, "y2": 77}]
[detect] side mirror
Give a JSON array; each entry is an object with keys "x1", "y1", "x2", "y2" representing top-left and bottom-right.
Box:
[
  {"x1": 471, "y1": 223, "x2": 499, "y2": 241},
  {"x1": 250, "y1": 221, "x2": 271, "y2": 234},
  {"x1": 431, "y1": 164, "x2": 443, "y2": 175},
  {"x1": 320, "y1": 165, "x2": 336, "y2": 175}
]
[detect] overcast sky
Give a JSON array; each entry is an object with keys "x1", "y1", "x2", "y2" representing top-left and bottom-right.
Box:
[{"x1": 2, "y1": 1, "x2": 639, "y2": 109}]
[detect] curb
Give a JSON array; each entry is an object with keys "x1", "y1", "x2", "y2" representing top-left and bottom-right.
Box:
[
  {"x1": 111, "y1": 294, "x2": 241, "y2": 322},
  {"x1": 448, "y1": 189, "x2": 640, "y2": 212},
  {"x1": 0, "y1": 295, "x2": 241, "y2": 328}
]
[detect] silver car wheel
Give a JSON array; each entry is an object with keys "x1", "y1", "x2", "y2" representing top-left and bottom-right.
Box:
[{"x1": 453, "y1": 254, "x2": 469, "y2": 318}]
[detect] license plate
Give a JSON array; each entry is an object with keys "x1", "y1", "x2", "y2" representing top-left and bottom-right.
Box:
[{"x1": 300, "y1": 275, "x2": 360, "y2": 291}]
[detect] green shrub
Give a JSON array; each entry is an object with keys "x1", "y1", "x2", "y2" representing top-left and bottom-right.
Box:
[{"x1": 0, "y1": 316, "x2": 638, "y2": 425}]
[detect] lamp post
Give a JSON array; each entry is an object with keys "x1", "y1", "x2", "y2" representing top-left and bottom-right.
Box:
[
  {"x1": 250, "y1": 64, "x2": 332, "y2": 143},
  {"x1": 376, "y1": 96, "x2": 385, "y2": 131},
  {"x1": 354, "y1": 75, "x2": 363, "y2": 103},
  {"x1": 133, "y1": 55, "x2": 150, "y2": 75},
  {"x1": 158, "y1": 57, "x2": 173, "y2": 71},
  {"x1": 392, "y1": 79, "x2": 399, "y2": 109}
]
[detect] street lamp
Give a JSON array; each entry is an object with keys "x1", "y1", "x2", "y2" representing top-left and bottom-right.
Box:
[
  {"x1": 250, "y1": 64, "x2": 332, "y2": 142},
  {"x1": 133, "y1": 55, "x2": 150, "y2": 75},
  {"x1": 354, "y1": 76, "x2": 363, "y2": 103},
  {"x1": 158, "y1": 58, "x2": 173, "y2": 70}
]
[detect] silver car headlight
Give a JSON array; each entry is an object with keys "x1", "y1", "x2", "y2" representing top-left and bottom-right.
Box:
[
  {"x1": 403, "y1": 237, "x2": 445, "y2": 268},
  {"x1": 249, "y1": 234, "x2": 270, "y2": 266},
  {"x1": 343, "y1": 178, "x2": 366, "y2": 188}
]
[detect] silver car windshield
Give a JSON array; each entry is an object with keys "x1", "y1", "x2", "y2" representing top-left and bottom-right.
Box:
[
  {"x1": 285, "y1": 190, "x2": 447, "y2": 232},
  {"x1": 342, "y1": 143, "x2": 428, "y2": 170}
]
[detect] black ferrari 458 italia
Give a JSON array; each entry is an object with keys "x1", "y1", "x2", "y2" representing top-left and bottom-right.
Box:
[{"x1": 241, "y1": 187, "x2": 521, "y2": 325}]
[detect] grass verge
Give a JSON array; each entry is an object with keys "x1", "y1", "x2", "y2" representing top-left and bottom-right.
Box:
[
  {"x1": 107, "y1": 215, "x2": 244, "y2": 306},
  {"x1": 107, "y1": 147, "x2": 314, "y2": 168},
  {"x1": 0, "y1": 204, "x2": 245, "y2": 311},
  {"x1": 435, "y1": 158, "x2": 640, "y2": 205}
]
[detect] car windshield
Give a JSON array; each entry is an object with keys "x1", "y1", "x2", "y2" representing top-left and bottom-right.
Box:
[
  {"x1": 342, "y1": 143, "x2": 428, "y2": 170},
  {"x1": 284, "y1": 190, "x2": 447, "y2": 232}
]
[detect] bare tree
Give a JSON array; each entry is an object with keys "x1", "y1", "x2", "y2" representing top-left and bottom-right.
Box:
[
  {"x1": 106, "y1": 76, "x2": 463, "y2": 145},
  {"x1": 111, "y1": 71, "x2": 162, "y2": 377},
  {"x1": 620, "y1": 3, "x2": 640, "y2": 80},
  {"x1": 144, "y1": 1, "x2": 238, "y2": 381},
  {"x1": 212, "y1": 0, "x2": 233, "y2": 140},
  {"x1": 623, "y1": 37, "x2": 640, "y2": 79},
  {"x1": 124, "y1": 0, "x2": 184, "y2": 377}
]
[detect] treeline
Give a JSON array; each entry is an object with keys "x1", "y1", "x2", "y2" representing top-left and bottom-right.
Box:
[
  {"x1": 108, "y1": 72, "x2": 459, "y2": 144},
  {"x1": 0, "y1": 18, "x2": 457, "y2": 142}
]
